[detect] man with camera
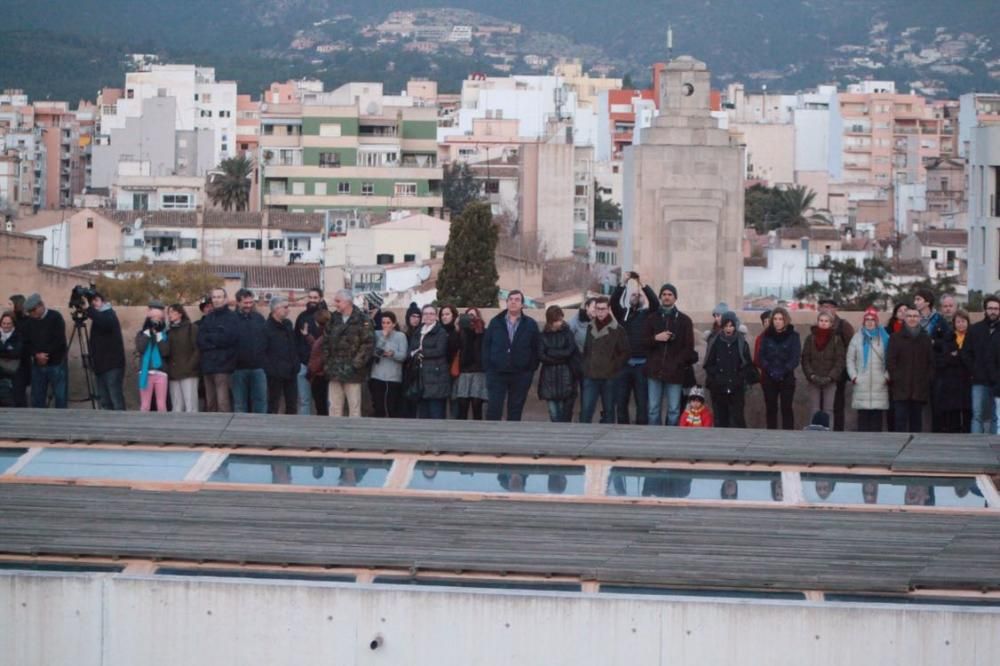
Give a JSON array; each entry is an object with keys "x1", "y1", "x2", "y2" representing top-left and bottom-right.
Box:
[
  {"x1": 84, "y1": 290, "x2": 126, "y2": 410},
  {"x1": 22, "y1": 293, "x2": 68, "y2": 408}
]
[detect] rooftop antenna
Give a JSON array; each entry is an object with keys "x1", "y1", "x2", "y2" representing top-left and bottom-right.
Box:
[{"x1": 667, "y1": 25, "x2": 673, "y2": 59}]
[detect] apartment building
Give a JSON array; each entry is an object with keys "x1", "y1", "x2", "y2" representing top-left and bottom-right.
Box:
[
  {"x1": 958, "y1": 93, "x2": 1000, "y2": 158},
  {"x1": 966, "y1": 124, "x2": 1000, "y2": 294},
  {"x1": 260, "y1": 82, "x2": 443, "y2": 216}
]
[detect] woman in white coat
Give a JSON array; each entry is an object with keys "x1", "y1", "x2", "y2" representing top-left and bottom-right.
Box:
[{"x1": 846, "y1": 307, "x2": 891, "y2": 432}]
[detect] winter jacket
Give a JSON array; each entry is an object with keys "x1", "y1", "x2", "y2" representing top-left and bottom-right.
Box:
[
  {"x1": 582, "y1": 318, "x2": 630, "y2": 380},
  {"x1": 933, "y1": 332, "x2": 971, "y2": 412},
  {"x1": 161, "y1": 320, "x2": 200, "y2": 380},
  {"x1": 610, "y1": 283, "x2": 659, "y2": 359},
  {"x1": 704, "y1": 333, "x2": 753, "y2": 394},
  {"x1": 759, "y1": 326, "x2": 801, "y2": 382},
  {"x1": 960, "y1": 318, "x2": 999, "y2": 386},
  {"x1": 846, "y1": 330, "x2": 890, "y2": 411},
  {"x1": 134, "y1": 323, "x2": 168, "y2": 373},
  {"x1": 0, "y1": 329, "x2": 24, "y2": 380},
  {"x1": 371, "y1": 330, "x2": 408, "y2": 383},
  {"x1": 482, "y1": 311, "x2": 540, "y2": 375},
  {"x1": 409, "y1": 323, "x2": 451, "y2": 400},
  {"x1": 23, "y1": 309, "x2": 67, "y2": 366},
  {"x1": 85, "y1": 306, "x2": 126, "y2": 374},
  {"x1": 262, "y1": 316, "x2": 300, "y2": 381},
  {"x1": 537, "y1": 325, "x2": 579, "y2": 401},
  {"x1": 196, "y1": 307, "x2": 240, "y2": 375},
  {"x1": 886, "y1": 327, "x2": 934, "y2": 402},
  {"x1": 324, "y1": 305, "x2": 375, "y2": 384},
  {"x1": 679, "y1": 405, "x2": 714, "y2": 428},
  {"x1": 294, "y1": 303, "x2": 328, "y2": 364},
  {"x1": 457, "y1": 322, "x2": 484, "y2": 373},
  {"x1": 234, "y1": 309, "x2": 267, "y2": 370},
  {"x1": 642, "y1": 308, "x2": 696, "y2": 384},
  {"x1": 800, "y1": 327, "x2": 846, "y2": 387}
]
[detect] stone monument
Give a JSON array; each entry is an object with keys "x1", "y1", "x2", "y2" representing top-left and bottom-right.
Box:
[{"x1": 620, "y1": 56, "x2": 744, "y2": 312}]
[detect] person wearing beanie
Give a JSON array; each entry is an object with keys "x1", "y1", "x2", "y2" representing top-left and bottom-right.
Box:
[
  {"x1": 759, "y1": 306, "x2": 801, "y2": 430},
  {"x1": 846, "y1": 307, "x2": 890, "y2": 432},
  {"x1": 803, "y1": 410, "x2": 831, "y2": 431},
  {"x1": 401, "y1": 301, "x2": 424, "y2": 417},
  {"x1": 135, "y1": 301, "x2": 169, "y2": 412},
  {"x1": 887, "y1": 306, "x2": 934, "y2": 432},
  {"x1": 22, "y1": 293, "x2": 68, "y2": 408},
  {"x1": 642, "y1": 282, "x2": 695, "y2": 425},
  {"x1": 679, "y1": 387, "x2": 713, "y2": 428},
  {"x1": 961, "y1": 294, "x2": 1000, "y2": 433},
  {"x1": 262, "y1": 296, "x2": 299, "y2": 414},
  {"x1": 703, "y1": 311, "x2": 755, "y2": 428},
  {"x1": 293, "y1": 286, "x2": 327, "y2": 415},
  {"x1": 801, "y1": 311, "x2": 846, "y2": 428},
  {"x1": 610, "y1": 271, "x2": 659, "y2": 424}
]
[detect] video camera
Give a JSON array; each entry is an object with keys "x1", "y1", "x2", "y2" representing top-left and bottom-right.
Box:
[{"x1": 68, "y1": 284, "x2": 97, "y2": 322}]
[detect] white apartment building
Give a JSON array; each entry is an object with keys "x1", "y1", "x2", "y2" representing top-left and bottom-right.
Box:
[{"x1": 966, "y1": 124, "x2": 1000, "y2": 294}]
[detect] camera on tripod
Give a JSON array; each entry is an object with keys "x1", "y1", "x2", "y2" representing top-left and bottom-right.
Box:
[{"x1": 68, "y1": 284, "x2": 97, "y2": 322}]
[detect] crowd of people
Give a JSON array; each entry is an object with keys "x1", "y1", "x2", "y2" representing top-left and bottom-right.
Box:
[{"x1": 0, "y1": 279, "x2": 995, "y2": 434}]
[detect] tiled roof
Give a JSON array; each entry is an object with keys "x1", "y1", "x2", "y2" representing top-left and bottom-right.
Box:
[
  {"x1": 778, "y1": 226, "x2": 841, "y2": 241},
  {"x1": 268, "y1": 211, "x2": 325, "y2": 231},
  {"x1": 101, "y1": 209, "x2": 199, "y2": 228},
  {"x1": 207, "y1": 263, "x2": 321, "y2": 291},
  {"x1": 915, "y1": 229, "x2": 967, "y2": 247},
  {"x1": 203, "y1": 211, "x2": 262, "y2": 228}
]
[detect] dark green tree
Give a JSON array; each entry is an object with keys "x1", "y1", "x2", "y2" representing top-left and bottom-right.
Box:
[
  {"x1": 622, "y1": 73, "x2": 635, "y2": 89},
  {"x1": 795, "y1": 257, "x2": 893, "y2": 309},
  {"x1": 441, "y1": 162, "x2": 482, "y2": 217},
  {"x1": 890, "y1": 275, "x2": 960, "y2": 308},
  {"x1": 207, "y1": 156, "x2": 253, "y2": 212},
  {"x1": 745, "y1": 184, "x2": 830, "y2": 232},
  {"x1": 777, "y1": 185, "x2": 831, "y2": 227},
  {"x1": 436, "y1": 202, "x2": 499, "y2": 307},
  {"x1": 594, "y1": 180, "x2": 621, "y2": 227}
]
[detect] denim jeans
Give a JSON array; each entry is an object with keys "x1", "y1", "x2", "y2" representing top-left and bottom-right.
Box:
[
  {"x1": 647, "y1": 379, "x2": 683, "y2": 425},
  {"x1": 418, "y1": 398, "x2": 447, "y2": 419},
  {"x1": 893, "y1": 400, "x2": 925, "y2": 433},
  {"x1": 971, "y1": 384, "x2": 996, "y2": 434},
  {"x1": 580, "y1": 377, "x2": 616, "y2": 423},
  {"x1": 615, "y1": 362, "x2": 649, "y2": 424},
  {"x1": 31, "y1": 363, "x2": 68, "y2": 408},
  {"x1": 231, "y1": 368, "x2": 267, "y2": 413},
  {"x1": 95, "y1": 367, "x2": 126, "y2": 410},
  {"x1": 547, "y1": 398, "x2": 575, "y2": 423},
  {"x1": 296, "y1": 364, "x2": 312, "y2": 415},
  {"x1": 485, "y1": 371, "x2": 533, "y2": 421}
]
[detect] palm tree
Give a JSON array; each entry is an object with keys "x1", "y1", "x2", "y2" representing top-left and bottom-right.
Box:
[
  {"x1": 777, "y1": 185, "x2": 831, "y2": 227},
  {"x1": 207, "y1": 156, "x2": 253, "y2": 211}
]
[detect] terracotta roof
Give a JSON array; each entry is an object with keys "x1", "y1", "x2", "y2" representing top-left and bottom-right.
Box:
[
  {"x1": 268, "y1": 211, "x2": 325, "y2": 231},
  {"x1": 207, "y1": 263, "x2": 321, "y2": 291},
  {"x1": 102, "y1": 209, "x2": 199, "y2": 228},
  {"x1": 893, "y1": 259, "x2": 928, "y2": 276},
  {"x1": 915, "y1": 229, "x2": 967, "y2": 247},
  {"x1": 778, "y1": 226, "x2": 841, "y2": 241},
  {"x1": 203, "y1": 211, "x2": 262, "y2": 228},
  {"x1": 73, "y1": 259, "x2": 120, "y2": 272}
]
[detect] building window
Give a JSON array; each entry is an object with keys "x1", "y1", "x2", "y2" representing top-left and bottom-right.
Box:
[
  {"x1": 484, "y1": 180, "x2": 500, "y2": 194},
  {"x1": 292, "y1": 182, "x2": 305, "y2": 196},
  {"x1": 180, "y1": 238, "x2": 198, "y2": 249},
  {"x1": 86, "y1": 218, "x2": 94, "y2": 229},
  {"x1": 314, "y1": 182, "x2": 327, "y2": 196},
  {"x1": 404, "y1": 253, "x2": 416, "y2": 262},
  {"x1": 930, "y1": 250, "x2": 938, "y2": 260},
  {"x1": 575, "y1": 185, "x2": 587, "y2": 196},
  {"x1": 318, "y1": 152, "x2": 341, "y2": 168},
  {"x1": 202, "y1": 93, "x2": 212, "y2": 104},
  {"x1": 361, "y1": 182, "x2": 374, "y2": 196},
  {"x1": 376, "y1": 254, "x2": 395, "y2": 265},
  {"x1": 338, "y1": 182, "x2": 351, "y2": 194},
  {"x1": 268, "y1": 239, "x2": 285, "y2": 251},
  {"x1": 126, "y1": 89, "x2": 134, "y2": 99},
  {"x1": 394, "y1": 182, "x2": 417, "y2": 196},
  {"x1": 200, "y1": 110, "x2": 213, "y2": 118},
  {"x1": 288, "y1": 237, "x2": 311, "y2": 251},
  {"x1": 238, "y1": 238, "x2": 262, "y2": 250},
  {"x1": 319, "y1": 123, "x2": 341, "y2": 137},
  {"x1": 132, "y1": 193, "x2": 149, "y2": 211},
  {"x1": 161, "y1": 194, "x2": 193, "y2": 210}
]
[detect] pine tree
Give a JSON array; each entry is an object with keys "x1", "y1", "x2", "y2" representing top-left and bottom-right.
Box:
[{"x1": 436, "y1": 202, "x2": 499, "y2": 307}]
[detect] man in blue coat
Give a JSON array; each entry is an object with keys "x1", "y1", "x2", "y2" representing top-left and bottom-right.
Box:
[{"x1": 482, "y1": 290, "x2": 540, "y2": 421}]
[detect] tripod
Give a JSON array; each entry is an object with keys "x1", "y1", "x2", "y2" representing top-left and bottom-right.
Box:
[{"x1": 67, "y1": 311, "x2": 99, "y2": 409}]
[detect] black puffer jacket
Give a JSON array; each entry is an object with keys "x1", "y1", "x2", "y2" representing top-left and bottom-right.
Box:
[
  {"x1": 961, "y1": 318, "x2": 1000, "y2": 386},
  {"x1": 197, "y1": 307, "x2": 240, "y2": 375},
  {"x1": 537, "y1": 325, "x2": 579, "y2": 401},
  {"x1": 409, "y1": 323, "x2": 451, "y2": 400},
  {"x1": 759, "y1": 325, "x2": 801, "y2": 382},
  {"x1": 86, "y1": 306, "x2": 126, "y2": 374},
  {"x1": 262, "y1": 316, "x2": 300, "y2": 380},
  {"x1": 704, "y1": 333, "x2": 752, "y2": 394},
  {"x1": 235, "y1": 309, "x2": 267, "y2": 370}
]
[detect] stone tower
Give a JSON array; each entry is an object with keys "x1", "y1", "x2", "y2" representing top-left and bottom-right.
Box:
[{"x1": 620, "y1": 56, "x2": 744, "y2": 312}]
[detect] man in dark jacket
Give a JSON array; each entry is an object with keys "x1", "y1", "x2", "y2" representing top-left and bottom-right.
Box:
[
  {"x1": 22, "y1": 293, "x2": 68, "y2": 408},
  {"x1": 482, "y1": 290, "x2": 540, "y2": 421},
  {"x1": 262, "y1": 297, "x2": 299, "y2": 414},
  {"x1": 324, "y1": 288, "x2": 375, "y2": 418},
  {"x1": 887, "y1": 307, "x2": 935, "y2": 432},
  {"x1": 231, "y1": 288, "x2": 268, "y2": 414},
  {"x1": 642, "y1": 283, "x2": 695, "y2": 425},
  {"x1": 580, "y1": 296, "x2": 630, "y2": 423},
  {"x1": 961, "y1": 295, "x2": 1000, "y2": 433},
  {"x1": 293, "y1": 286, "x2": 327, "y2": 415},
  {"x1": 610, "y1": 272, "x2": 659, "y2": 424},
  {"x1": 85, "y1": 291, "x2": 126, "y2": 410},
  {"x1": 818, "y1": 297, "x2": 855, "y2": 431},
  {"x1": 196, "y1": 287, "x2": 240, "y2": 412}
]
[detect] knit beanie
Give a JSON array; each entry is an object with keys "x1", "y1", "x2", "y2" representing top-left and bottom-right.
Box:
[
  {"x1": 721, "y1": 311, "x2": 740, "y2": 329},
  {"x1": 659, "y1": 283, "x2": 678, "y2": 298},
  {"x1": 862, "y1": 307, "x2": 880, "y2": 324},
  {"x1": 712, "y1": 302, "x2": 730, "y2": 317},
  {"x1": 148, "y1": 300, "x2": 165, "y2": 311}
]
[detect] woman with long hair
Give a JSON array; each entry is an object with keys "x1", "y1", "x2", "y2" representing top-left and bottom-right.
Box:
[
  {"x1": 370, "y1": 311, "x2": 408, "y2": 417},
  {"x1": 758, "y1": 306, "x2": 801, "y2": 430},
  {"x1": 935, "y1": 309, "x2": 973, "y2": 433},
  {"x1": 537, "y1": 305, "x2": 580, "y2": 422},
  {"x1": 161, "y1": 304, "x2": 200, "y2": 412},
  {"x1": 801, "y1": 311, "x2": 846, "y2": 427},
  {"x1": 453, "y1": 307, "x2": 488, "y2": 419}
]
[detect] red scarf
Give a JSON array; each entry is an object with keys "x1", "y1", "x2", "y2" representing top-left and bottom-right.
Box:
[{"x1": 813, "y1": 327, "x2": 833, "y2": 351}]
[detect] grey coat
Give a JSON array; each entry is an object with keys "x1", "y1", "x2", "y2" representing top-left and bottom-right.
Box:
[
  {"x1": 408, "y1": 324, "x2": 451, "y2": 400},
  {"x1": 846, "y1": 331, "x2": 890, "y2": 411},
  {"x1": 371, "y1": 330, "x2": 408, "y2": 383}
]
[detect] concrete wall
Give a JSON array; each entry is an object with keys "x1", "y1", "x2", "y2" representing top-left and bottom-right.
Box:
[{"x1": 2, "y1": 572, "x2": 998, "y2": 666}]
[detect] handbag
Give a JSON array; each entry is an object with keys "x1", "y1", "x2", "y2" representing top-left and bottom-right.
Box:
[
  {"x1": 449, "y1": 351, "x2": 461, "y2": 379},
  {"x1": 404, "y1": 360, "x2": 424, "y2": 401}
]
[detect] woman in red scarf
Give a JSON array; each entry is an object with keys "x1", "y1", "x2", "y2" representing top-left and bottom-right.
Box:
[{"x1": 801, "y1": 311, "x2": 846, "y2": 426}]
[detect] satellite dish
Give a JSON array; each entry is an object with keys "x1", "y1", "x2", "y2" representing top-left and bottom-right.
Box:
[
  {"x1": 133, "y1": 217, "x2": 143, "y2": 230},
  {"x1": 417, "y1": 265, "x2": 431, "y2": 281}
]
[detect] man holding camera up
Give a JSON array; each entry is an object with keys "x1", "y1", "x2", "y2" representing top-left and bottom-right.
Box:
[
  {"x1": 22, "y1": 293, "x2": 68, "y2": 408},
  {"x1": 85, "y1": 290, "x2": 126, "y2": 410}
]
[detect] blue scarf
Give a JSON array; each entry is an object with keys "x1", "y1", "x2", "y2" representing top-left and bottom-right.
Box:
[
  {"x1": 861, "y1": 326, "x2": 888, "y2": 370},
  {"x1": 139, "y1": 330, "x2": 166, "y2": 390}
]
